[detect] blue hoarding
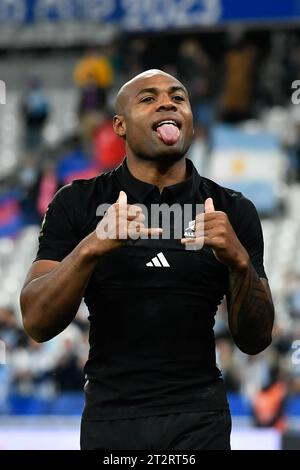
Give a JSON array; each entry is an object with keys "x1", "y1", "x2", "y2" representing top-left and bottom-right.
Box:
[{"x1": 0, "y1": 0, "x2": 299, "y2": 30}]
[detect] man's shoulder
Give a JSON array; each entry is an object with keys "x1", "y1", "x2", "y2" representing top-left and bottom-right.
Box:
[
  {"x1": 200, "y1": 175, "x2": 243, "y2": 203},
  {"x1": 199, "y1": 175, "x2": 257, "y2": 220},
  {"x1": 56, "y1": 169, "x2": 117, "y2": 203},
  {"x1": 68, "y1": 169, "x2": 116, "y2": 190}
]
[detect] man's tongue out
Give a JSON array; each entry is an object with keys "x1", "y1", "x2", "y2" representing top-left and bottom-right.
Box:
[{"x1": 156, "y1": 123, "x2": 180, "y2": 145}]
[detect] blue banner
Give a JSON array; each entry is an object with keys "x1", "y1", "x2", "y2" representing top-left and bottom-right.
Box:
[{"x1": 0, "y1": 0, "x2": 300, "y2": 30}]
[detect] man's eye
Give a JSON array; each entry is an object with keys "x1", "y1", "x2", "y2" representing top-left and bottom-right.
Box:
[
  {"x1": 173, "y1": 95, "x2": 185, "y2": 101},
  {"x1": 141, "y1": 96, "x2": 154, "y2": 102}
]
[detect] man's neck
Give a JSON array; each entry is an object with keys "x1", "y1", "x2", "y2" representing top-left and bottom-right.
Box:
[{"x1": 126, "y1": 156, "x2": 188, "y2": 193}]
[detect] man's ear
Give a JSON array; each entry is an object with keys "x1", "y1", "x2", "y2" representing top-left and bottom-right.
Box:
[{"x1": 113, "y1": 115, "x2": 126, "y2": 139}]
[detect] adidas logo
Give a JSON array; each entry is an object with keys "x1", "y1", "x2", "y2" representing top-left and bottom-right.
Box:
[{"x1": 146, "y1": 252, "x2": 170, "y2": 267}]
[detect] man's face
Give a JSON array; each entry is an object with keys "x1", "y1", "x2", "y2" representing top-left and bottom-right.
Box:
[{"x1": 114, "y1": 73, "x2": 194, "y2": 162}]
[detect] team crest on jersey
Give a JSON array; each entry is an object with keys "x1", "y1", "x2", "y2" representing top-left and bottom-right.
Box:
[{"x1": 184, "y1": 220, "x2": 196, "y2": 238}]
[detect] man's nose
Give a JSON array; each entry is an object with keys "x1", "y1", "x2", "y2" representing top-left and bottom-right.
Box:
[{"x1": 156, "y1": 96, "x2": 177, "y2": 111}]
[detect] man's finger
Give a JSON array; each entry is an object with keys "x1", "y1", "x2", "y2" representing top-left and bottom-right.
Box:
[
  {"x1": 127, "y1": 211, "x2": 145, "y2": 222},
  {"x1": 194, "y1": 227, "x2": 219, "y2": 238},
  {"x1": 128, "y1": 221, "x2": 144, "y2": 240},
  {"x1": 127, "y1": 204, "x2": 144, "y2": 220},
  {"x1": 181, "y1": 236, "x2": 203, "y2": 244},
  {"x1": 181, "y1": 234, "x2": 218, "y2": 245},
  {"x1": 117, "y1": 190, "x2": 127, "y2": 206},
  {"x1": 204, "y1": 197, "x2": 215, "y2": 213},
  {"x1": 180, "y1": 236, "x2": 204, "y2": 250},
  {"x1": 196, "y1": 218, "x2": 218, "y2": 232},
  {"x1": 140, "y1": 227, "x2": 163, "y2": 238}
]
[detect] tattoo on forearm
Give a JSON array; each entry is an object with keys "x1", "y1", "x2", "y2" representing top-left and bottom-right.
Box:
[{"x1": 228, "y1": 263, "x2": 274, "y2": 352}]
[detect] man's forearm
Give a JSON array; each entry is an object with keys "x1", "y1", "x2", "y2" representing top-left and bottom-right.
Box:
[
  {"x1": 20, "y1": 232, "x2": 103, "y2": 342},
  {"x1": 227, "y1": 261, "x2": 274, "y2": 355}
]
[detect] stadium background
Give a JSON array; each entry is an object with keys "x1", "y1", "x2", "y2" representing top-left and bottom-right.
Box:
[{"x1": 1, "y1": 0, "x2": 300, "y2": 450}]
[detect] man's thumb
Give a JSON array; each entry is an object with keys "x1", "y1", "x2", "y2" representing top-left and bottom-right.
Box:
[
  {"x1": 205, "y1": 197, "x2": 215, "y2": 213},
  {"x1": 117, "y1": 190, "x2": 127, "y2": 205}
]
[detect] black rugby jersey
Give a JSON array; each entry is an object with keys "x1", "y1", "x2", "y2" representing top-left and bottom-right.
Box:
[{"x1": 33, "y1": 157, "x2": 266, "y2": 420}]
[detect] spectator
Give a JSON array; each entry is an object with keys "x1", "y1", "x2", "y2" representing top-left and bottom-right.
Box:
[
  {"x1": 216, "y1": 334, "x2": 241, "y2": 393},
  {"x1": 219, "y1": 40, "x2": 256, "y2": 122},
  {"x1": 56, "y1": 135, "x2": 98, "y2": 186},
  {"x1": 53, "y1": 340, "x2": 85, "y2": 392},
  {"x1": 178, "y1": 40, "x2": 215, "y2": 131},
  {"x1": 0, "y1": 306, "x2": 27, "y2": 351},
  {"x1": 52, "y1": 324, "x2": 86, "y2": 392},
  {"x1": 21, "y1": 77, "x2": 49, "y2": 153},
  {"x1": 252, "y1": 366, "x2": 287, "y2": 431},
  {"x1": 77, "y1": 74, "x2": 108, "y2": 142},
  {"x1": 36, "y1": 161, "x2": 58, "y2": 218},
  {"x1": 18, "y1": 156, "x2": 41, "y2": 225},
  {"x1": 78, "y1": 75, "x2": 107, "y2": 119},
  {"x1": 93, "y1": 115, "x2": 125, "y2": 173},
  {"x1": 10, "y1": 337, "x2": 56, "y2": 397},
  {"x1": 74, "y1": 47, "x2": 114, "y2": 90}
]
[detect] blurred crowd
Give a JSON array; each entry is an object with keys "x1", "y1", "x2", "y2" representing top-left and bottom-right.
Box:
[
  {"x1": 5, "y1": 32, "x2": 300, "y2": 229},
  {"x1": 2, "y1": 30, "x2": 300, "y2": 425},
  {"x1": 0, "y1": 302, "x2": 89, "y2": 412}
]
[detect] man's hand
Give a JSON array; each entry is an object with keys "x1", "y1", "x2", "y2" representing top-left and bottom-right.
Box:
[
  {"x1": 90, "y1": 191, "x2": 162, "y2": 255},
  {"x1": 181, "y1": 197, "x2": 249, "y2": 272}
]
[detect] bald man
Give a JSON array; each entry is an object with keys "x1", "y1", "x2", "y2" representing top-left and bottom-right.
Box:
[{"x1": 20, "y1": 70, "x2": 274, "y2": 450}]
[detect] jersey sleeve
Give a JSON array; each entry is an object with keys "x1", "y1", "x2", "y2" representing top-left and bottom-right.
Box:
[
  {"x1": 33, "y1": 184, "x2": 80, "y2": 263},
  {"x1": 235, "y1": 195, "x2": 267, "y2": 279}
]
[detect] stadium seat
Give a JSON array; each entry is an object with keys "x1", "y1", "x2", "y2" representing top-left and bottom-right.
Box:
[
  {"x1": 49, "y1": 392, "x2": 84, "y2": 415},
  {"x1": 285, "y1": 396, "x2": 300, "y2": 416},
  {"x1": 227, "y1": 393, "x2": 252, "y2": 416},
  {"x1": 8, "y1": 394, "x2": 51, "y2": 415}
]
